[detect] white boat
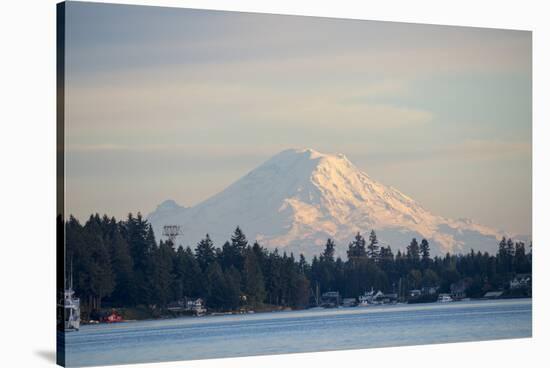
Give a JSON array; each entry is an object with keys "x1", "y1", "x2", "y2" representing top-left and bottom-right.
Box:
[
  {"x1": 62, "y1": 287, "x2": 80, "y2": 331},
  {"x1": 58, "y1": 271, "x2": 80, "y2": 331},
  {"x1": 437, "y1": 294, "x2": 453, "y2": 303}
]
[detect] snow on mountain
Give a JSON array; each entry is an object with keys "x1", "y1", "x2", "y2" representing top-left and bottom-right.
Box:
[{"x1": 147, "y1": 148, "x2": 513, "y2": 258}]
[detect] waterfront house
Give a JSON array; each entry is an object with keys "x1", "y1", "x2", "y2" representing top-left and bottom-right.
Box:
[
  {"x1": 187, "y1": 298, "x2": 206, "y2": 314},
  {"x1": 450, "y1": 279, "x2": 470, "y2": 300},
  {"x1": 380, "y1": 293, "x2": 398, "y2": 304},
  {"x1": 421, "y1": 286, "x2": 439, "y2": 295},
  {"x1": 510, "y1": 274, "x2": 531, "y2": 290},
  {"x1": 359, "y1": 289, "x2": 377, "y2": 304},
  {"x1": 408, "y1": 288, "x2": 438, "y2": 303},
  {"x1": 358, "y1": 289, "x2": 397, "y2": 305},
  {"x1": 167, "y1": 297, "x2": 206, "y2": 315},
  {"x1": 321, "y1": 291, "x2": 341, "y2": 307},
  {"x1": 167, "y1": 299, "x2": 187, "y2": 312},
  {"x1": 371, "y1": 290, "x2": 385, "y2": 303},
  {"x1": 409, "y1": 289, "x2": 421, "y2": 298},
  {"x1": 342, "y1": 298, "x2": 357, "y2": 307}
]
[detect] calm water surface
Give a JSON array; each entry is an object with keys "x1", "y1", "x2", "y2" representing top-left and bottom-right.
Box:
[{"x1": 65, "y1": 299, "x2": 532, "y2": 367}]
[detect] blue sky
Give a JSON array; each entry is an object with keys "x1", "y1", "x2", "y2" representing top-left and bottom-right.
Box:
[{"x1": 64, "y1": 2, "x2": 532, "y2": 235}]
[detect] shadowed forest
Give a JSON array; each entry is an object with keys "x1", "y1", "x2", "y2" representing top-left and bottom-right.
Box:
[{"x1": 64, "y1": 213, "x2": 532, "y2": 317}]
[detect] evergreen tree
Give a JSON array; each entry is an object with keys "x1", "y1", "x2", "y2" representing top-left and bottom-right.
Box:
[
  {"x1": 173, "y1": 246, "x2": 194, "y2": 300},
  {"x1": 265, "y1": 249, "x2": 282, "y2": 305},
  {"x1": 109, "y1": 228, "x2": 135, "y2": 306},
  {"x1": 498, "y1": 237, "x2": 507, "y2": 257},
  {"x1": 406, "y1": 238, "x2": 420, "y2": 265},
  {"x1": 514, "y1": 242, "x2": 530, "y2": 274},
  {"x1": 220, "y1": 240, "x2": 240, "y2": 270},
  {"x1": 151, "y1": 240, "x2": 175, "y2": 307},
  {"x1": 420, "y1": 238, "x2": 431, "y2": 267},
  {"x1": 347, "y1": 232, "x2": 367, "y2": 260},
  {"x1": 505, "y1": 238, "x2": 516, "y2": 275},
  {"x1": 123, "y1": 213, "x2": 156, "y2": 306},
  {"x1": 182, "y1": 246, "x2": 203, "y2": 297},
  {"x1": 322, "y1": 238, "x2": 336, "y2": 262},
  {"x1": 217, "y1": 226, "x2": 248, "y2": 271},
  {"x1": 83, "y1": 214, "x2": 115, "y2": 310},
  {"x1": 333, "y1": 257, "x2": 346, "y2": 294},
  {"x1": 309, "y1": 255, "x2": 321, "y2": 304},
  {"x1": 124, "y1": 213, "x2": 153, "y2": 269},
  {"x1": 224, "y1": 266, "x2": 242, "y2": 310},
  {"x1": 231, "y1": 226, "x2": 249, "y2": 249},
  {"x1": 243, "y1": 248, "x2": 266, "y2": 306},
  {"x1": 378, "y1": 246, "x2": 396, "y2": 283},
  {"x1": 205, "y1": 262, "x2": 227, "y2": 310},
  {"x1": 422, "y1": 269, "x2": 439, "y2": 287},
  {"x1": 318, "y1": 239, "x2": 337, "y2": 292},
  {"x1": 290, "y1": 273, "x2": 310, "y2": 307},
  {"x1": 367, "y1": 230, "x2": 380, "y2": 261},
  {"x1": 65, "y1": 216, "x2": 87, "y2": 292},
  {"x1": 252, "y1": 240, "x2": 268, "y2": 268},
  {"x1": 379, "y1": 246, "x2": 394, "y2": 262},
  {"x1": 506, "y1": 238, "x2": 515, "y2": 257},
  {"x1": 279, "y1": 252, "x2": 297, "y2": 306},
  {"x1": 497, "y1": 236, "x2": 508, "y2": 275},
  {"x1": 298, "y1": 254, "x2": 308, "y2": 274},
  {"x1": 195, "y1": 234, "x2": 216, "y2": 272},
  {"x1": 407, "y1": 269, "x2": 422, "y2": 289},
  {"x1": 251, "y1": 241, "x2": 266, "y2": 259}
]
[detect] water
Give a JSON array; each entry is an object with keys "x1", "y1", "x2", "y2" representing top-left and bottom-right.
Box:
[{"x1": 65, "y1": 299, "x2": 532, "y2": 367}]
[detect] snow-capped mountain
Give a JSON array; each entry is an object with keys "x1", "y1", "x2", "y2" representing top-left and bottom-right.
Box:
[{"x1": 148, "y1": 148, "x2": 512, "y2": 258}]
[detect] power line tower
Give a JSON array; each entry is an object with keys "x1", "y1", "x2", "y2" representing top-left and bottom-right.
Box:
[{"x1": 162, "y1": 225, "x2": 182, "y2": 244}]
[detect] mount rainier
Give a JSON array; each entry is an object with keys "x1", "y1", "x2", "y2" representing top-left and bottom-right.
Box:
[{"x1": 148, "y1": 148, "x2": 513, "y2": 258}]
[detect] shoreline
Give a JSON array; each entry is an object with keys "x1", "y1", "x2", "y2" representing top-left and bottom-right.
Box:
[
  {"x1": 81, "y1": 304, "x2": 300, "y2": 325},
  {"x1": 80, "y1": 296, "x2": 532, "y2": 326}
]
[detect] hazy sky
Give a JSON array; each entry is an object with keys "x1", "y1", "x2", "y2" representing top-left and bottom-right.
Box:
[{"x1": 64, "y1": 2, "x2": 532, "y2": 235}]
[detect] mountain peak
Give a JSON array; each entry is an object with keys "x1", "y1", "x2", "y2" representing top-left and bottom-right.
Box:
[
  {"x1": 288, "y1": 147, "x2": 350, "y2": 161},
  {"x1": 153, "y1": 199, "x2": 185, "y2": 213},
  {"x1": 266, "y1": 148, "x2": 355, "y2": 173},
  {"x1": 148, "y1": 148, "x2": 507, "y2": 257}
]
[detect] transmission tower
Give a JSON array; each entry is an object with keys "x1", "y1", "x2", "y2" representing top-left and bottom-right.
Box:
[{"x1": 162, "y1": 225, "x2": 182, "y2": 244}]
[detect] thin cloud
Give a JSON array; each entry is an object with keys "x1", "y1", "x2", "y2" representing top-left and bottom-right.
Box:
[{"x1": 348, "y1": 139, "x2": 531, "y2": 167}]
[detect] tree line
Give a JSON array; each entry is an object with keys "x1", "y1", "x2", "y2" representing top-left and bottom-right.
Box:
[{"x1": 65, "y1": 213, "x2": 532, "y2": 315}]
